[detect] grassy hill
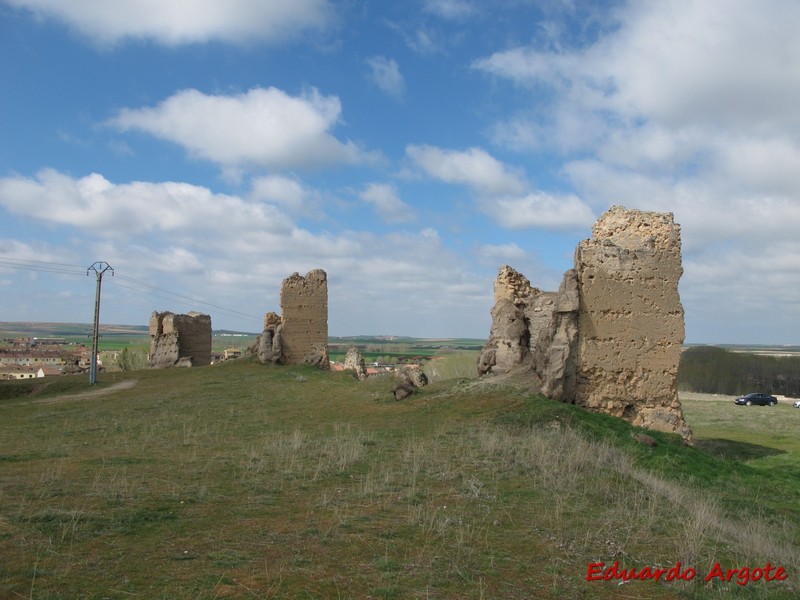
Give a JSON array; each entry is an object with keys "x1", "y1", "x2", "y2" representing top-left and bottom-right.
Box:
[{"x1": 1, "y1": 362, "x2": 798, "y2": 599}]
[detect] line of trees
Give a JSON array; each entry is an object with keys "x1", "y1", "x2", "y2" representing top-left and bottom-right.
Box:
[{"x1": 678, "y1": 346, "x2": 800, "y2": 397}]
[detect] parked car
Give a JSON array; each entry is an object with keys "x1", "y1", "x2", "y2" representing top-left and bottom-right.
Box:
[
  {"x1": 793, "y1": 400, "x2": 800, "y2": 408},
  {"x1": 734, "y1": 393, "x2": 778, "y2": 406}
]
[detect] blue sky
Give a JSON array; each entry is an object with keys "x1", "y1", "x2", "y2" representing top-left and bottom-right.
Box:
[{"x1": 1, "y1": 0, "x2": 799, "y2": 343}]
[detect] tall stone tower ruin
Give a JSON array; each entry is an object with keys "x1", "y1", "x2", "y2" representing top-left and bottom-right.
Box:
[
  {"x1": 254, "y1": 269, "x2": 330, "y2": 369},
  {"x1": 478, "y1": 206, "x2": 691, "y2": 439},
  {"x1": 280, "y1": 269, "x2": 330, "y2": 369},
  {"x1": 574, "y1": 207, "x2": 687, "y2": 435}
]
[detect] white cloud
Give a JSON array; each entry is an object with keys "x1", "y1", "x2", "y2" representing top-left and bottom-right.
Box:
[
  {"x1": 477, "y1": 243, "x2": 526, "y2": 264},
  {"x1": 249, "y1": 175, "x2": 315, "y2": 216},
  {"x1": 603, "y1": 1, "x2": 800, "y2": 131},
  {"x1": 109, "y1": 87, "x2": 368, "y2": 170},
  {"x1": 488, "y1": 117, "x2": 542, "y2": 152},
  {"x1": 359, "y1": 183, "x2": 414, "y2": 223},
  {"x1": 473, "y1": 1, "x2": 800, "y2": 336},
  {"x1": 474, "y1": 0, "x2": 800, "y2": 161},
  {"x1": 0, "y1": 169, "x2": 293, "y2": 237},
  {"x1": 366, "y1": 56, "x2": 405, "y2": 98},
  {"x1": 482, "y1": 192, "x2": 595, "y2": 231},
  {"x1": 406, "y1": 144, "x2": 527, "y2": 196},
  {"x1": 5, "y1": 0, "x2": 333, "y2": 46},
  {"x1": 0, "y1": 169, "x2": 491, "y2": 336}
]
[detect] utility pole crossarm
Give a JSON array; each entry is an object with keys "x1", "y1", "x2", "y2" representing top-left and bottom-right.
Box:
[{"x1": 87, "y1": 262, "x2": 114, "y2": 385}]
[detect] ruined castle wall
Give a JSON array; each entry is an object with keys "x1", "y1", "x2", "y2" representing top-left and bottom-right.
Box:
[
  {"x1": 279, "y1": 269, "x2": 330, "y2": 369},
  {"x1": 573, "y1": 207, "x2": 689, "y2": 436},
  {"x1": 478, "y1": 206, "x2": 691, "y2": 438},
  {"x1": 149, "y1": 311, "x2": 212, "y2": 368}
]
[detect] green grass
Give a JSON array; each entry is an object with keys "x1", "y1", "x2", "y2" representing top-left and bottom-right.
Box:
[{"x1": 1, "y1": 363, "x2": 798, "y2": 599}]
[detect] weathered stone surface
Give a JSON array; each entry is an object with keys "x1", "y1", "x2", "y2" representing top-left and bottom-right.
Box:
[
  {"x1": 531, "y1": 269, "x2": 579, "y2": 400},
  {"x1": 390, "y1": 365, "x2": 428, "y2": 400},
  {"x1": 477, "y1": 265, "x2": 563, "y2": 376},
  {"x1": 149, "y1": 311, "x2": 211, "y2": 369},
  {"x1": 573, "y1": 206, "x2": 690, "y2": 438},
  {"x1": 399, "y1": 365, "x2": 428, "y2": 388},
  {"x1": 257, "y1": 311, "x2": 283, "y2": 364},
  {"x1": 478, "y1": 206, "x2": 692, "y2": 439},
  {"x1": 279, "y1": 269, "x2": 330, "y2": 369},
  {"x1": 477, "y1": 267, "x2": 534, "y2": 375},
  {"x1": 344, "y1": 346, "x2": 367, "y2": 380}
]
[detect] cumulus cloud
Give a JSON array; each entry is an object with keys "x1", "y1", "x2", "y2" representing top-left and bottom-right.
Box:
[
  {"x1": 359, "y1": 183, "x2": 414, "y2": 223},
  {"x1": 0, "y1": 169, "x2": 293, "y2": 237},
  {"x1": 108, "y1": 87, "x2": 369, "y2": 171},
  {"x1": 482, "y1": 192, "x2": 595, "y2": 231},
  {"x1": 405, "y1": 144, "x2": 592, "y2": 230},
  {"x1": 406, "y1": 144, "x2": 527, "y2": 196},
  {"x1": 475, "y1": 1, "x2": 800, "y2": 160},
  {"x1": 474, "y1": 1, "x2": 800, "y2": 310},
  {"x1": 249, "y1": 175, "x2": 318, "y2": 216},
  {"x1": 366, "y1": 56, "x2": 405, "y2": 98},
  {"x1": 0, "y1": 169, "x2": 490, "y2": 336},
  {"x1": 5, "y1": 0, "x2": 333, "y2": 46}
]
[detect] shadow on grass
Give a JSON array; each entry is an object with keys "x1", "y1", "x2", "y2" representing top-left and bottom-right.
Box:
[{"x1": 694, "y1": 438, "x2": 786, "y2": 461}]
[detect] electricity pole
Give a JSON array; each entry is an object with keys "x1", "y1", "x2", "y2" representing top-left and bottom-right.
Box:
[{"x1": 87, "y1": 262, "x2": 113, "y2": 385}]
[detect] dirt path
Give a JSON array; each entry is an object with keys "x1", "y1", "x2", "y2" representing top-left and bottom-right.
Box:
[{"x1": 17, "y1": 380, "x2": 139, "y2": 405}]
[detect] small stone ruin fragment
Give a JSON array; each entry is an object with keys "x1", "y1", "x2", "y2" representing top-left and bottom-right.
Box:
[
  {"x1": 391, "y1": 365, "x2": 428, "y2": 400},
  {"x1": 148, "y1": 311, "x2": 212, "y2": 368},
  {"x1": 256, "y1": 311, "x2": 282, "y2": 365},
  {"x1": 343, "y1": 346, "x2": 368, "y2": 380}
]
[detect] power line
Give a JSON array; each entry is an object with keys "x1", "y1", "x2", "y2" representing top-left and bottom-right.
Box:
[
  {"x1": 111, "y1": 276, "x2": 259, "y2": 321},
  {"x1": 0, "y1": 257, "x2": 85, "y2": 277},
  {"x1": 0, "y1": 255, "x2": 260, "y2": 323},
  {"x1": 0, "y1": 256, "x2": 86, "y2": 269}
]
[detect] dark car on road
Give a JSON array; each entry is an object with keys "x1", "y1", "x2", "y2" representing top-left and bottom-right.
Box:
[{"x1": 734, "y1": 393, "x2": 778, "y2": 406}]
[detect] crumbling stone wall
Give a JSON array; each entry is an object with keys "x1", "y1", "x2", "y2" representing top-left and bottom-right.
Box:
[
  {"x1": 257, "y1": 311, "x2": 283, "y2": 364},
  {"x1": 149, "y1": 311, "x2": 212, "y2": 368},
  {"x1": 478, "y1": 206, "x2": 691, "y2": 438},
  {"x1": 254, "y1": 270, "x2": 330, "y2": 369},
  {"x1": 477, "y1": 266, "x2": 558, "y2": 375}
]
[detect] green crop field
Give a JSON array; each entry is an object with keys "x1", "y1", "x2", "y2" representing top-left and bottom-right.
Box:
[{"x1": 1, "y1": 363, "x2": 798, "y2": 599}]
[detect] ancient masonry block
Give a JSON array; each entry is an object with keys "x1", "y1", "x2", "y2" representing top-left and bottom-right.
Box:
[
  {"x1": 149, "y1": 311, "x2": 212, "y2": 368},
  {"x1": 478, "y1": 206, "x2": 692, "y2": 439}
]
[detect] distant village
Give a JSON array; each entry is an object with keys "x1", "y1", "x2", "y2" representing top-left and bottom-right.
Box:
[
  {"x1": 0, "y1": 337, "x2": 93, "y2": 380},
  {"x1": 0, "y1": 333, "x2": 447, "y2": 381}
]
